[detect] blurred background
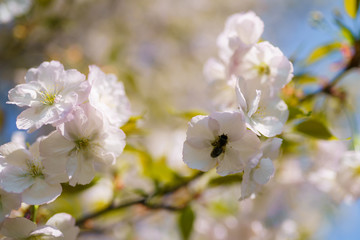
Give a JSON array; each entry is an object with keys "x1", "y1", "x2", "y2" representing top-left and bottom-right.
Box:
[{"x1": 1, "y1": 0, "x2": 359, "y2": 239}]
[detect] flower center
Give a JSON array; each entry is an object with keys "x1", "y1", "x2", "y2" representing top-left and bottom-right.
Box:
[
  {"x1": 75, "y1": 138, "x2": 90, "y2": 151},
  {"x1": 254, "y1": 106, "x2": 266, "y2": 118},
  {"x1": 210, "y1": 134, "x2": 228, "y2": 158},
  {"x1": 256, "y1": 63, "x2": 270, "y2": 76},
  {"x1": 26, "y1": 159, "x2": 44, "y2": 178},
  {"x1": 39, "y1": 91, "x2": 57, "y2": 105}
]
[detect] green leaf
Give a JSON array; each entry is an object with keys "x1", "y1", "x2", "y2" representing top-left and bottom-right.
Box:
[
  {"x1": 208, "y1": 174, "x2": 243, "y2": 187},
  {"x1": 335, "y1": 19, "x2": 355, "y2": 43},
  {"x1": 120, "y1": 115, "x2": 143, "y2": 135},
  {"x1": 306, "y1": 42, "x2": 342, "y2": 64},
  {"x1": 209, "y1": 200, "x2": 238, "y2": 216},
  {"x1": 35, "y1": 0, "x2": 53, "y2": 7},
  {"x1": 168, "y1": 108, "x2": 207, "y2": 121},
  {"x1": 125, "y1": 145, "x2": 180, "y2": 185},
  {"x1": 292, "y1": 74, "x2": 318, "y2": 84},
  {"x1": 344, "y1": 0, "x2": 360, "y2": 18},
  {"x1": 295, "y1": 119, "x2": 334, "y2": 140},
  {"x1": 178, "y1": 206, "x2": 195, "y2": 240},
  {"x1": 132, "y1": 188, "x2": 149, "y2": 197},
  {"x1": 281, "y1": 138, "x2": 299, "y2": 154},
  {"x1": 288, "y1": 106, "x2": 311, "y2": 121}
]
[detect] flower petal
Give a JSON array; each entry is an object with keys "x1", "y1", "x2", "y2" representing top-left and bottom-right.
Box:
[
  {"x1": 253, "y1": 157, "x2": 275, "y2": 185},
  {"x1": 211, "y1": 111, "x2": 246, "y2": 141},
  {"x1": 16, "y1": 106, "x2": 57, "y2": 133},
  {"x1": 216, "y1": 148, "x2": 245, "y2": 176},
  {"x1": 0, "y1": 189, "x2": 21, "y2": 221},
  {"x1": 30, "y1": 225, "x2": 64, "y2": 238},
  {"x1": 0, "y1": 217, "x2": 37, "y2": 238},
  {"x1": 67, "y1": 153, "x2": 95, "y2": 186},
  {"x1": 7, "y1": 81, "x2": 43, "y2": 107},
  {"x1": 46, "y1": 213, "x2": 79, "y2": 240},
  {"x1": 40, "y1": 130, "x2": 74, "y2": 157},
  {"x1": 186, "y1": 115, "x2": 214, "y2": 142},
  {"x1": 182, "y1": 141, "x2": 216, "y2": 172},
  {"x1": 22, "y1": 178, "x2": 62, "y2": 205},
  {"x1": 261, "y1": 137, "x2": 283, "y2": 160},
  {"x1": 252, "y1": 97, "x2": 289, "y2": 137},
  {"x1": 0, "y1": 166, "x2": 34, "y2": 193},
  {"x1": 240, "y1": 168, "x2": 258, "y2": 200},
  {"x1": 101, "y1": 126, "x2": 126, "y2": 159}
]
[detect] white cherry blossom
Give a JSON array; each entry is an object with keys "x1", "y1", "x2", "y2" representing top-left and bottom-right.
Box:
[
  {"x1": 0, "y1": 0, "x2": 32, "y2": 24},
  {"x1": 236, "y1": 78, "x2": 289, "y2": 137},
  {"x1": 0, "y1": 137, "x2": 68, "y2": 205},
  {"x1": 217, "y1": 11, "x2": 264, "y2": 63},
  {"x1": 46, "y1": 213, "x2": 79, "y2": 240},
  {"x1": 229, "y1": 41, "x2": 293, "y2": 94},
  {"x1": 182, "y1": 111, "x2": 262, "y2": 176},
  {"x1": 240, "y1": 138, "x2": 282, "y2": 200},
  {"x1": 0, "y1": 217, "x2": 64, "y2": 240},
  {"x1": 40, "y1": 103, "x2": 126, "y2": 186},
  {"x1": 7, "y1": 61, "x2": 90, "y2": 132},
  {"x1": 88, "y1": 65, "x2": 131, "y2": 127}
]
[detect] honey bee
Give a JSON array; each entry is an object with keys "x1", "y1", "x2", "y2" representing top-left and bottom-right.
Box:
[{"x1": 211, "y1": 134, "x2": 228, "y2": 158}]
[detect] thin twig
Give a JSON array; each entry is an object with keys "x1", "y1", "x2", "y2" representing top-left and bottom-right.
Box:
[
  {"x1": 299, "y1": 67, "x2": 348, "y2": 102},
  {"x1": 75, "y1": 171, "x2": 203, "y2": 226},
  {"x1": 76, "y1": 199, "x2": 145, "y2": 226},
  {"x1": 300, "y1": 40, "x2": 360, "y2": 102}
]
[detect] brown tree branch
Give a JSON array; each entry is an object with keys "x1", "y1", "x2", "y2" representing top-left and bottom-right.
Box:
[{"x1": 76, "y1": 171, "x2": 203, "y2": 226}]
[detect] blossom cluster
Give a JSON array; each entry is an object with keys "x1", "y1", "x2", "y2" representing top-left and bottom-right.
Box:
[
  {"x1": 0, "y1": 213, "x2": 79, "y2": 240},
  {"x1": 0, "y1": 61, "x2": 131, "y2": 238},
  {"x1": 183, "y1": 11, "x2": 293, "y2": 199}
]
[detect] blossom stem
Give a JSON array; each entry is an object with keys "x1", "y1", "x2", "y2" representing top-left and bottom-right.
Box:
[{"x1": 31, "y1": 205, "x2": 39, "y2": 223}]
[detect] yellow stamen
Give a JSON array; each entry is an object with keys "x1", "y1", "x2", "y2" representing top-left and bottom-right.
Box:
[
  {"x1": 26, "y1": 159, "x2": 44, "y2": 178},
  {"x1": 256, "y1": 63, "x2": 271, "y2": 76},
  {"x1": 75, "y1": 138, "x2": 90, "y2": 150},
  {"x1": 39, "y1": 91, "x2": 56, "y2": 105}
]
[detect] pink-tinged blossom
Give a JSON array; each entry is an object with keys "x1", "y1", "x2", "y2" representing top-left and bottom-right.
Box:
[
  {"x1": 40, "y1": 103, "x2": 126, "y2": 186},
  {"x1": 217, "y1": 11, "x2": 264, "y2": 63},
  {"x1": 236, "y1": 78, "x2": 289, "y2": 137},
  {"x1": 7, "y1": 61, "x2": 90, "y2": 132},
  {"x1": 88, "y1": 65, "x2": 131, "y2": 127},
  {"x1": 322, "y1": 69, "x2": 360, "y2": 139},
  {"x1": 183, "y1": 111, "x2": 262, "y2": 176},
  {"x1": 203, "y1": 58, "x2": 237, "y2": 111},
  {"x1": 337, "y1": 151, "x2": 360, "y2": 201},
  {"x1": 0, "y1": 138, "x2": 68, "y2": 205},
  {"x1": 240, "y1": 138, "x2": 282, "y2": 200},
  {"x1": 0, "y1": 213, "x2": 78, "y2": 240},
  {"x1": 229, "y1": 41, "x2": 293, "y2": 94}
]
